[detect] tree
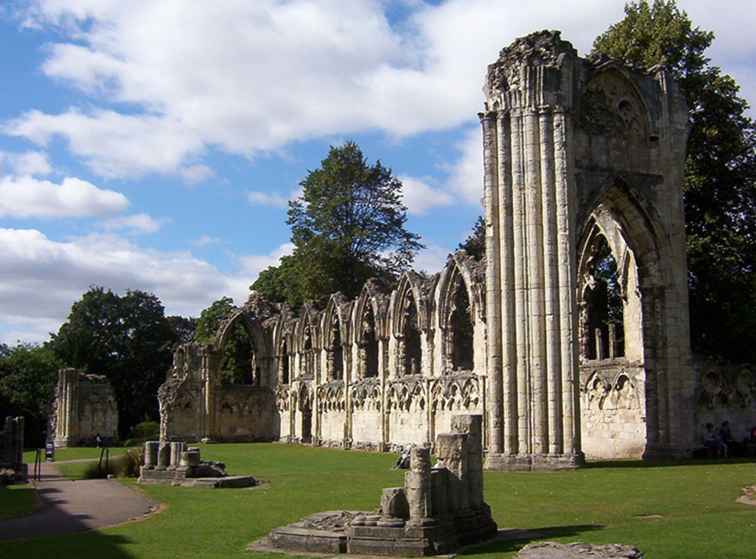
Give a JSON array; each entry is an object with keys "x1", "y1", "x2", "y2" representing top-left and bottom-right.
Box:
[
  {"x1": 50, "y1": 287, "x2": 177, "y2": 438},
  {"x1": 194, "y1": 297, "x2": 235, "y2": 343},
  {"x1": 166, "y1": 315, "x2": 197, "y2": 346},
  {"x1": 0, "y1": 343, "x2": 62, "y2": 446},
  {"x1": 593, "y1": 0, "x2": 756, "y2": 362},
  {"x1": 458, "y1": 216, "x2": 485, "y2": 260},
  {"x1": 252, "y1": 141, "x2": 423, "y2": 306}
]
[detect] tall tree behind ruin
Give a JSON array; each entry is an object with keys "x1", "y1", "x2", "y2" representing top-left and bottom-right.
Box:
[
  {"x1": 252, "y1": 141, "x2": 423, "y2": 307},
  {"x1": 50, "y1": 287, "x2": 178, "y2": 438},
  {"x1": 593, "y1": 0, "x2": 756, "y2": 361}
]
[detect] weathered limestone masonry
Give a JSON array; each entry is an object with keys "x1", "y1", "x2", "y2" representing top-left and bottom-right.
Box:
[
  {"x1": 481, "y1": 31, "x2": 692, "y2": 468},
  {"x1": 0, "y1": 416, "x2": 26, "y2": 483},
  {"x1": 159, "y1": 31, "x2": 715, "y2": 465},
  {"x1": 138, "y1": 440, "x2": 256, "y2": 488},
  {"x1": 160, "y1": 255, "x2": 487, "y2": 450},
  {"x1": 51, "y1": 368, "x2": 118, "y2": 447},
  {"x1": 258, "y1": 414, "x2": 497, "y2": 556}
]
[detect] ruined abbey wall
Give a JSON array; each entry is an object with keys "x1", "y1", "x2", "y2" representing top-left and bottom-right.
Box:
[
  {"x1": 52, "y1": 368, "x2": 118, "y2": 447},
  {"x1": 157, "y1": 31, "x2": 754, "y2": 466}
]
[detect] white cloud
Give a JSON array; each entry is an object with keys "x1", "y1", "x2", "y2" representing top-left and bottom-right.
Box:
[
  {"x1": 0, "y1": 174, "x2": 128, "y2": 218},
  {"x1": 180, "y1": 164, "x2": 214, "y2": 184},
  {"x1": 101, "y1": 212, "x2": 166, "y2": 234},
  {"x1": 0, "y1": 150, "x2": 52, "y2": 176},
  {"x1": 0, "y1": 228, "x2": 294, "y2": 344},
  {"x1": 399, "y1": 175, "x2": 453, "y2": 215},
  {"x1": 192, "y1": 234, "x2": 222, "y2": 248},
  {"x1": 445, "y1": 126, "x2": 483, "y2": 206},
  {"x1": 7, "y1": 1, "x2": 754, "y2": 178},
  {"x1": 413, "y1": 243, "x2": 453, "y2": 275},
  {"x1": 248, "y1": 191, "x2": 290, "y2": 209},
  {"x1": 239, "y1": 243, "x2": 295, "y2": 277}
]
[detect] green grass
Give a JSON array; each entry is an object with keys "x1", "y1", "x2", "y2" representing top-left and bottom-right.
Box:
[
  {"x1": 0, "y1": 484, "x2": 38, "y2": 520},
  {"x1": 23, "y1": 446, "x2": 127, "y2": 464},
  {"x1": 4, "y1": 443, "x2": 755, "y2": 558}
]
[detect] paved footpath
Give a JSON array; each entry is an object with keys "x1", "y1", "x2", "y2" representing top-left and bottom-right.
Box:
[{"x1": 0, "y1": 461, "x2": 157, "y2": 541}]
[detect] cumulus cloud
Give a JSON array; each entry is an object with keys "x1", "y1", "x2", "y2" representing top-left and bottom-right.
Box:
[
  {"x1": 413, "y1": 243, "x2": 453, "y2": 275},
  {"x1": 180, "y1": 164, "x2": 214, "y2": 184},
  {"x1": 0, "y1": 228, "x2": 294, "y2": 344},
  {"x1": 192, "y1": 234, "x2": 222, "y2": 248},
  {"x1": 7, "y1": 1, "x2": 753, "y2": 181},
  {"x1": 399, "y1": 175, "x2": 453, "y2": 215},
  {"x1": 101, "y1": 212, "x2": 166, "y2": 235},
  {"x1": 0, "y1": 174, "x2": 128, "y2": 218},
  {"x1": 0, "y1": 150, "x2": 52, "y2": 176},
  {"x1": 445, "y1": 126, "x2": 484, "y2": 206},
  {"x1": 248, "y1": 191, "x2": 290, "y2": 209}
]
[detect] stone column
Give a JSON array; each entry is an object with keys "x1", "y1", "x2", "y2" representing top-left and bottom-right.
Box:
[
  {"x1": 496, "y1": 111, "x2": 518, "y2": 457},
  {"x1": 144, "y1": 441, "x2": 159, "y2": 469},
  {"x1": 157, "y1": 442, "x2": 171, "y2": 470},
  {"x1": 170, "y1": 441, "x2": 185, "y2": 468},
  {"x1": 480, "y1": 111, "x2": 503, "y2": 456},
  {"x1": 406, "y1": 447, "x2": 433, "y2": 526}
]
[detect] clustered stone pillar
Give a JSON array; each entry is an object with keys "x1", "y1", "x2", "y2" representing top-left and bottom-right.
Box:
[
  {"x1": 481, "y1": 32, "x2": 583, "y2": 470},
  {"x1": 169, "y1": 441, "x2": 185, "y2": 469},
  {"x1": 54, "y1": 368, "x2": 80, "y2": 448},
  {"x1": 157, "y1": 442, "x2": 171, "y2": 470}
]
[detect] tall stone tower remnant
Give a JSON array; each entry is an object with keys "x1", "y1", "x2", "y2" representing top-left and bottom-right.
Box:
[{"x1": 481, "y1": 31, "x2": 692, "y2": 469}]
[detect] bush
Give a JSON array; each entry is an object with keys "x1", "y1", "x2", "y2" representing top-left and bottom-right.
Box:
[
  {"x1": 130, "y1": 421, "x2": 159, "y2": 439},
  {"x1": 123, "y1": 420, "x2": 160, "y2": 447},
  {"x1": 80, "y1": 447, "x2": 144, "y2": 479}
]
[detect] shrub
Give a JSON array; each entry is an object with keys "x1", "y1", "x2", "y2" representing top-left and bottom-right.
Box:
[{"x1": 80, "y1": 447, "x2": 144, "y2": 479}]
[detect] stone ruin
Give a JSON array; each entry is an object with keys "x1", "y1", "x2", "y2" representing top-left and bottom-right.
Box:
[
  {"x1": 256, "y1": 414, "x2": 497, "y2": 556},
  {"x1": 51, "y1": 368, "x2": 118, "y2": 447},
  {"x1": 0, "y1": 416, "x2": 26, "y2": 484},
  {"x1": 157, "y1": 30, "x2": 754, "y2": 467},
  {"x1": 138, "y1": 440, "x2": 256, "y2": 488}
]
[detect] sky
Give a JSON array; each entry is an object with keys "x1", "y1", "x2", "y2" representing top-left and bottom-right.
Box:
[{"x1": 1, "y1": 0, "x2": 754, "y2": 345}]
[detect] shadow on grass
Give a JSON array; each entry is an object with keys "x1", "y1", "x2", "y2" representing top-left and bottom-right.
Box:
[
  {"x1": 460, "y1": 524, "x2": 605, "y2": 556},
  {"x1": 584, "y1": 457, "x2": 756, "y2": 469}
]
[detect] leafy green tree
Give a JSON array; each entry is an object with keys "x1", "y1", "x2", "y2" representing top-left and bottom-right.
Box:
[
  {"x1": 253, "y1": 141, "x2": 423, "y2": 306},
  {"x1": 50, "y1": 287, "x2": 177, "y2": 438},
  {"x1": 166, "y1": 315, "x2": 197, "y2": 346},
  {"x1": 0, "y1": 343, "x2": 62, "y2": 446},
  {"x1": 194, "y1": 297, "x2": 253, "y2": 384},
  {"x1": 593, "y1": 0, "x2": 756, "y2": 361},
  {"x1": 458, "y1": 216, "x2": 485, "y2": 260}
]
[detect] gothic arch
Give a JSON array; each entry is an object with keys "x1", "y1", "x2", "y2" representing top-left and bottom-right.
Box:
[
  {"x1": 391, "y1": 272, "x2": 427, "y2": 376},
  {"x1": 212, "y1": 308, "x2": 269, "y2": 386},
  {"x1": 322, "y1": 293, "x2": 350, "y2": 382},
  {"x1": 353, "y1": 280, "x2": 386, "y2": 379},
  {"x1": 577, "y1": 178, "x2": 678, "y2": 452}
]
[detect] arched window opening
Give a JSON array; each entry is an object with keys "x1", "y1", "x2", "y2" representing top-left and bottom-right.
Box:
[
  {"x1": 360, "y1": 305, "x2": 379, "y2": 378},
  {"x1": 449, "y1": 276, "x2": 474, "y2": 371},
  {"x1": 402, "y1": 296, "x2": 422, "y2": 376},
  {"x1": 328, "y1": 315, "x2": 344, "y2": 381},
  {"x1": 220, "y1": 321, "x2": 256, "y2": 385},
  {"x1": 280, "y1": 340, "x2": 290, "y2": 385},
  {"x1": 303, "y1": 326, "x2": 314, "y2": 379},
  {"x1": 582, "y1": 235, "x2": 625, "y2": 360}
]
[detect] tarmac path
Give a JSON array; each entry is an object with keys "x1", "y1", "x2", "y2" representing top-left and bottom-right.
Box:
[{"x1": 0, "y1": 460, "x2": 158, "y2": 541}]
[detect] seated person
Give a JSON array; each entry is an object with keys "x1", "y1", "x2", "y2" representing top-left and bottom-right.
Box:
[{"x1": 703, "y1": 422, "x2": 727, "y2": 457}]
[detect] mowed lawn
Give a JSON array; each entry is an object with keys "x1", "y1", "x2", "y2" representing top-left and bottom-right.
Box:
[{"x1": 1, "y1": 443, "x2": 754, "y2": 559}]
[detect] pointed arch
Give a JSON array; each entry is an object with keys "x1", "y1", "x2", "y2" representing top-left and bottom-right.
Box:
[
  {"x1": 353, "y1": 280, "x2": 387, "y2": 379},
  {"x1": 322, "y1": 293, "x2": 350, "y2": 382}
]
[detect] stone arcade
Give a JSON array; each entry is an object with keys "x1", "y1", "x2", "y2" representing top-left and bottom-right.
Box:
[{"x1": 158, "y1": 31, "x2": 755, "y2": 467}]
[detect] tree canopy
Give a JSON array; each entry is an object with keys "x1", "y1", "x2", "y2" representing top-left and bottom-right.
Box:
[
  {"x1": 458, "y1": 216, "x2": 485, "y2": 260},
  {"x1": 593, "y1": 0, "x2": 756, "y2": 362},
  {"x1": 50, "y1": 287, "x2": 178, "y2": 437},
  {"x1": 0, "y1": 343, "x2": 62, "y2": 447},
  {"x1": 252, "y1": 141, "x2": 423, "y2": 307}
]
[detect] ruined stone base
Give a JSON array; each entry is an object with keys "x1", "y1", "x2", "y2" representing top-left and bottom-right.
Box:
[
  {"x1": 138, "y1": 466, "x2": 257, "y2": 488},
  {"x1": 257, "y1": 510, "x2": 497, "y2": 557},
  {"x1": 516, "y1": 542, "x2": 643, "y2": 558},
  {"x1": 485, "y1": 452, "x2": 585, "y2": 471}
]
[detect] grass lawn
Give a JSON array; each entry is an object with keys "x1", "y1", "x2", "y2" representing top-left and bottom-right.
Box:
[
  {"x1": 23, "y1": 446, "x2": 127, "y2": 464},
  {"x1": 3, "y1": 443, "x2": 755, "y2": 558},
  {"x1": 0, "y1": 484, "x2": 38, "y2": 520}
]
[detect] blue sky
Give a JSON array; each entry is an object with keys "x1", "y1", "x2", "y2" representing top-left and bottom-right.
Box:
[{"x1": 1, "y1": 0, "x2": 754, "y2": 344}]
